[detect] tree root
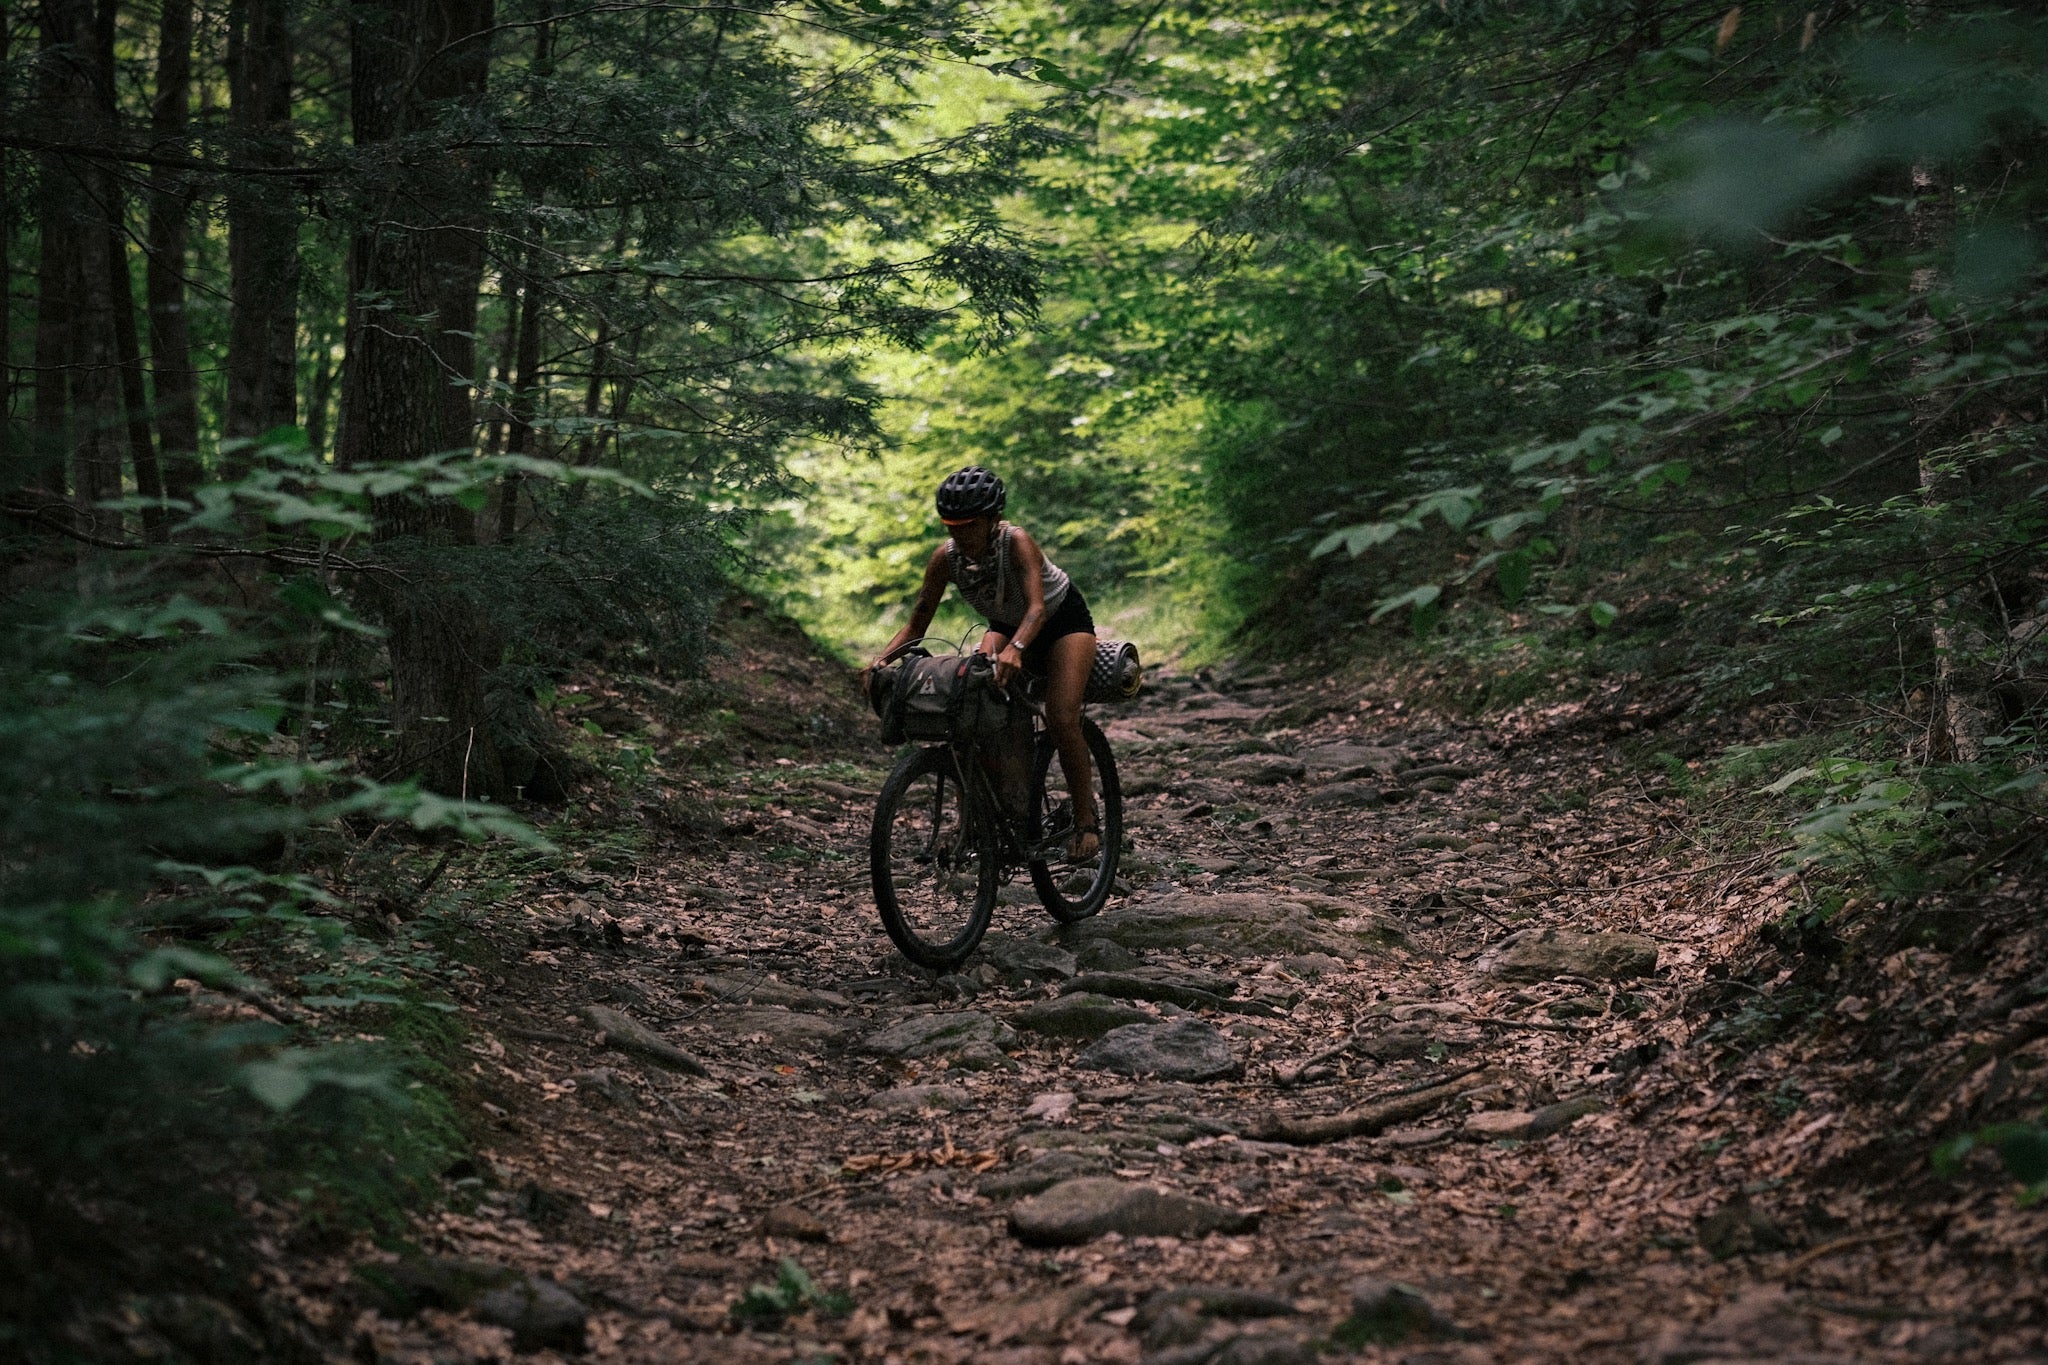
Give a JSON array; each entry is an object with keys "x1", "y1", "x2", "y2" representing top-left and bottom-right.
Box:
[{"x1": 1250, "y1": 1067, "x2": 1503, "y2": 1145}]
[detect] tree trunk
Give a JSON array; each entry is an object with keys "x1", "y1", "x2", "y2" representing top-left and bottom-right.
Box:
[
  {"x1": 146, "y1": 0, "x2": 202, "y2": 504},
  {"x1": 30, "y1": 0, "x2": 90, "y2": 512},
  {"x1": 34, "y1": 0, "x2": 127, "y2": 538},
  {"x1": 339, "y1": 0, "x2": 510, "y2": 801},
  {"x1": 305, "y1": 336, "x2": 336, "y2": 455},
  {"x1": 1907, "y1": 164, "x2": 2000, "y2": 763},
  {"x1": 223, "y1": 0, "x2": 299, "y2": 460},
  {"x1": 106, "y1": 223, "x2": 167, "y2": 539},
  {"x1": 482, "y1": 279, "x2": 519, "y2": 459},
  {"x1": 0, "y1": 9, "x2": 11, "y2": 471},
  {"x1": 497, "y1": 227, "x2": 546, "y2": 540}
]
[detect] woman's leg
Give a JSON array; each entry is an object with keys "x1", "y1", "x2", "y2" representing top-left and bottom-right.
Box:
[{"x1": 1042, "y1": 631, "x2": 1099, "y2": 858}]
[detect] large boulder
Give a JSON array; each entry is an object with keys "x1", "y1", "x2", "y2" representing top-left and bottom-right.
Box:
[
  {"x1": 1076, "y1": 1018, "x2": 1242, "y2": 1082},
  {"x1": 977, "y1": 933, "x2": 1079, "y2": 981},
  {"x1": 1012, "y1": 993, "x2": 1153, "y2": 1040},
  {"x1": 1008, "y1": 1178, "x2": 1258, "y2": 1245},
  {"x1": 1053, "y1": 892, "x2": 1401, "y2": 960},
  {"x1": 859, "y1": 1011, "x2": 1017, "y2": 1069}
]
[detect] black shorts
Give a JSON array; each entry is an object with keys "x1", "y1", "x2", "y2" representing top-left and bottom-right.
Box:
[{"x1": 992, "y1": 588, "x2": 1094, "y2": 677}]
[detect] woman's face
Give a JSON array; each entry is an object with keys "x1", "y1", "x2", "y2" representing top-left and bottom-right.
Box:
[{"x1": 946, "y1": 514, "x2": 995, "y2": 553}]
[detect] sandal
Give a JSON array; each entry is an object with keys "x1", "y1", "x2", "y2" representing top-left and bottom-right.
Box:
[{"x1": 1066, "y1": 822, "x2": 1101, "y2": 863}]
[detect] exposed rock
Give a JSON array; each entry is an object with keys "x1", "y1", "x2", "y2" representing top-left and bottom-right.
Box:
[
  {"x1": 697, "y1": 1006, "x2": 852, "y2": 1051},
  {"x1": 978, "y1": 933, "x2": 1079, "y2": 981},
  {"x1": 859, "y1": 1011, "x2": 1018, "y2": 1060},
  {"x1": 1142, "y1": 1305, "x2": 1208, "y2": 1351},
  {"x1": 1063, "y1": 966, "x2": 1243, "y2": 1012},
  {"x1": 1134, "y1": 1286, "x2": 1300, "y2": 1328},
  {"x1": 1008, "y1": 1178, "x2": 1259, "y2": 1245},
  {"x1": 1642, "y1": 1288, "x2": 1836, "y2": 1365},
  {"x1": 358, "y1": 1256, "x2": 515, "y2": 1317},
  {"x1": 1527, "y1": 1094, "x2": 1605, "y2": 1138},
  {"x1": 1302, "y1": 781, "x2": 1385, "y2": 810},
  {"x1": 864, "y1": 1083, "x2": 974, "y2": 1114},
  {"x1": 1695, "y1": 1194, "x2": 1790, "y2": 1260},
  {"x1": 977, "y1": 1149, "x2": 1113, "y2": 1199},
  {"x1": 566, "y1": 1067, "x2": 635, "y2": 1108},
  {"x1": 1055, "y1": 892, "x2": 1400, "y2": 959},
  {"x1": 1404, "y1": 763, "x2": 1479, "y2": 781},
  {"x1": 1077, "y1": 1018, "x2": 1243, "y2": 1082},
  {"x1": 1013, "y1": 992, "x2": 1154, "y2": 1040},
  {"x1": 680, "y1": 973, "x2": 849, "y2": 1012},
  {"x1": 1356, "y1": 1026, "x2": 1433, "y2": 1062},
  {"x1": 1476, "y1": 929, "x2": 1660, "y2": 982},
  {"x1": 1299, "y1": 743, "x2": 1407, "y2": 776},
  {"x1": 1075, "y1": 939, "x2": 1143, "y2": 973},
  {"x1": 1401, "y1": 832, "x2": 1469, "y2": 850},
  {"x1": 1338, "y1": 1278, "x2": 1457, "y2": 1346},
  {"x1": 1219, "y1": 754, "x2": 1306, "y2": 785},
  {"x1": 583, "y1": 1004, "x2": 708, "y2": 1075},
  {"x1": 472, "y1": 1276, "x2": 589, "y2": 1352},
  {"x1": 762, "y1": 1204, "x2": 831, "y2": 1242},
  {"x1": 1278, "y1": 953, "x2": 1345, "y2": 977},
  {"x1": 1210, "y1": 1335, "x2": 1316, "y2": 1365}
]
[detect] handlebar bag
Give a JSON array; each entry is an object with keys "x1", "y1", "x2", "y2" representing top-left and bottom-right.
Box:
[{"x1": 878, "y1": 653, "x2": 1024, "y2": 747}]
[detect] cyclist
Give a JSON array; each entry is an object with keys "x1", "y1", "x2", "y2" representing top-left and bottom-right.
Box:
[{"x1": 867, "y1": 466, "x2": 1101, "y2": 860}]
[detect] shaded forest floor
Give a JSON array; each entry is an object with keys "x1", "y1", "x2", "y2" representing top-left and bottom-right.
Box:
[{"x1": 281, "y1": 606, "x2": 2046, "y2": 1364}]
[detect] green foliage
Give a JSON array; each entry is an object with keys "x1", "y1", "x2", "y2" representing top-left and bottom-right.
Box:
[
  {"x1": 0, "y1": 448, "x2": 603, "y2": 1341},
  {"x1": 729, "y1": 1258, "x2": 854, "y2": 1328},
  {"x1": 1936, "y1": 1117, "x2": 2048, "y2": 1206}
]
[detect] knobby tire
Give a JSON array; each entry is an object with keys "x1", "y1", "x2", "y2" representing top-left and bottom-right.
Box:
[
  {"x1": 871, "y1": 745, "x2": 998, "y2": 970},
  {"x1": 1029, "y1": 714, "x2": 1121, "y2": 923}
]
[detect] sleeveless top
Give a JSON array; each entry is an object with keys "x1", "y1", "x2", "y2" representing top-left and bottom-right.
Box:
[{"x1": 947, "y1": 523, "x2": 1070, "y2": 627}]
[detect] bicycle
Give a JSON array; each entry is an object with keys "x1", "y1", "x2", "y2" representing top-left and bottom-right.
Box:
[{"x1": 867, "y1": 640, "x2": 1123, "y2": 971}]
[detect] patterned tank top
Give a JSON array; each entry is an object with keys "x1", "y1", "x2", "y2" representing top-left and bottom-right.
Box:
[{"x1": 947, "y1": 524, "x2": 1070, "y2": 627}]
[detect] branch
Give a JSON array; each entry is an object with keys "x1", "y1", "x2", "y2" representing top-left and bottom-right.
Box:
[
  {"x1": 0, "y1": 129, "x2": 338, "y2": 179},
  {"x1": 1, "y1": 500, "x2": 402, "y2": 579}
]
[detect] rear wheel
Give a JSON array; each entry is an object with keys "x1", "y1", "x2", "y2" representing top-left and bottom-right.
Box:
[
  {"x1": 1028, "y1": 715, "x2": 1121, "y2": 923},
  {"x1": 871, "y1": 746, "x2": 998, "y2": 969}
]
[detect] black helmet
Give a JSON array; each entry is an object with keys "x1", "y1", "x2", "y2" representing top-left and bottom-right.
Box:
[{"x1": 935, "y1": 466, "x2": 1006, "y2": 521}]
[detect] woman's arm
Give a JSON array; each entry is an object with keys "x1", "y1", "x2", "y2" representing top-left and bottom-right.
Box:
[
  {"x1": 865, "y1": 544, "x2": 951, "y2": 691},
  {"x1": 992, "y1": 529, "x2": 1049, "y2": 689}
]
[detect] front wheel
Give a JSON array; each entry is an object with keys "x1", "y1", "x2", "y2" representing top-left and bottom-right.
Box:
[
  {"x1": 871, "y1": 746, "x2": 998, "y2": 970},
  {"x1": 1029, "y1": 715, "x2": 1122, "y2": 923}
]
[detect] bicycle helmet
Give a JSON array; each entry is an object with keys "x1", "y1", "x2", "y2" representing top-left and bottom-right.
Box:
[{"x1": 935, "y1": 466, "x2": 1006, "y2": 522}]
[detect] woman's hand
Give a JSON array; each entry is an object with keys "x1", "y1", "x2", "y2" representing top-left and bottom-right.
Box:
[{"x1": 993, "y1": 643, "x2": 1025, "y2": 690}]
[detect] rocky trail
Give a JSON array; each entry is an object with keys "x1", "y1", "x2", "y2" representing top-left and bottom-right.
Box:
[{"x1": 314, "y1": 653, "x2": 2047, "y2": 1364}]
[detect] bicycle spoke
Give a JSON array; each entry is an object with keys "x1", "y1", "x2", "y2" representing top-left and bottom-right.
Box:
[
  {"x1": 1028, "y1": 716, "x2": 1122, "y2": 923},
  {"x1": 872, "y1": 748, "x2": 996, "y2": 968}
]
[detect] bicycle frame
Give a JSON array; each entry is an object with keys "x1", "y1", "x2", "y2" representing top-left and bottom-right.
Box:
[{"x1": 941, "y1": 709, "x2": 1072, "y2": 874}]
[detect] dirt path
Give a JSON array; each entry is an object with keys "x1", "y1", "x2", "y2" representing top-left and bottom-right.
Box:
[{"x1": 326, "y1": 664, "x2": 2043, "y2": 1363}]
